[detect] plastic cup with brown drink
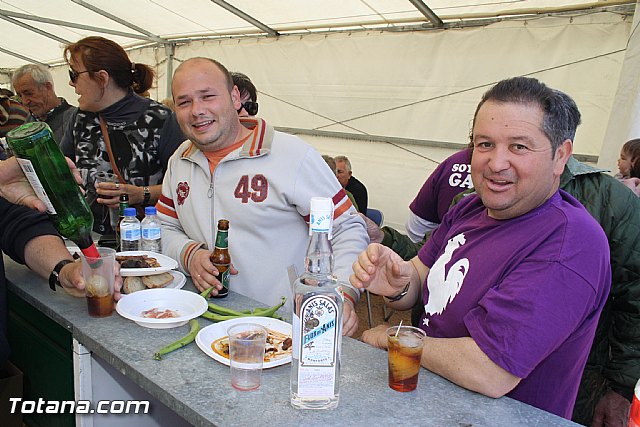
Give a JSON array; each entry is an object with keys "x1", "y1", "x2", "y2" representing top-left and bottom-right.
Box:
[
  {"x1": 81, "y1": 247, "x2": 116, "y2": 317},
  {"x1": 386, "y1": 325, "x2": 426, "y2": 392}
]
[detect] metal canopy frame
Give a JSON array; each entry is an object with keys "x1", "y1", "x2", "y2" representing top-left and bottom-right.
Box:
[
  {"x1": 408, "y1": 0, "x2": 444, "y2": 28},
  {"x1": 0, "y1": 0, "x2": 632, "y2": 91},
  {"x1": 209, "y1": 0, "x2": 280, "y2": 37}
]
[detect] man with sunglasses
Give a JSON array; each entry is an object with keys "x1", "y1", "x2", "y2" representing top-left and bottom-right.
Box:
[
  {"x1": 231, "y1": 72, "x2": 259, "y2": 117},
  {"x1": 158, "y1": 57, "x2": 368, "y2": 337},
  {"x1": 12, "y1": 65, "x2": 76, "y2": 145}
]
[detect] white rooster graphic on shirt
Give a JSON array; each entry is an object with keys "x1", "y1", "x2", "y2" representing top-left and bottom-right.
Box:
[{"x1": 423, "y1": 233, "x2": 469, "y2": 327}]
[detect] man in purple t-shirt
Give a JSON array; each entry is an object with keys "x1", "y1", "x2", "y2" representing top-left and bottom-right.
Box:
[
  {"x1": 406, "y1": 147, "x2": 473, "y2": 242},
  {"x1": 351, "y1": 77, "x2": 611, "y2": 420}
]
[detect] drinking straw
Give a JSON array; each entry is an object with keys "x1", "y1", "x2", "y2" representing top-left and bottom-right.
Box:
[{"x1": 395, "y1": 320, "x2": 403, "y2": 337}]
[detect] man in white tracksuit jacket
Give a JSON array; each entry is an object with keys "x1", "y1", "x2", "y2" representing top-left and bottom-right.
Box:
[{"x1": 158, "y1": 57, "x2": 368, "y2": 336}]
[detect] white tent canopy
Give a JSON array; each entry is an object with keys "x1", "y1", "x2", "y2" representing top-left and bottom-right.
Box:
[{"x1": 0, "y1": 0, "x2": 637, "y2": 231}]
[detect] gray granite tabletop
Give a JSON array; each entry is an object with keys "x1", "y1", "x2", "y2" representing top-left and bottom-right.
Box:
[{"x1": 4, "y1": 256, "x2": 579, "y2": 427}]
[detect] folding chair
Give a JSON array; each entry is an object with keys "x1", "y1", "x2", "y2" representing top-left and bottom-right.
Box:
[{"x1": 365, "y1": 208, "x2": 384, "y2": 227}]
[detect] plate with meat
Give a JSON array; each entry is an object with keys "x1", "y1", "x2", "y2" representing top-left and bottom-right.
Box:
[
  {"x1": 116, "y1": 251, "x2": 179, "y2": 277},
  {"x1": 196, "y1": 317, "x2": 293, "y2": 368},
  {"x1": 116, "y1": 288, "x2": 207, "y2": 329}
]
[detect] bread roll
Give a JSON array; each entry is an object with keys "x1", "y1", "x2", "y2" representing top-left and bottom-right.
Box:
[
  {"x1": 123, "y1": 276, "x2": 145, "y2": 294},
  {"x1": 142, "y1": 272, "x2": 174, "y2": 289}
]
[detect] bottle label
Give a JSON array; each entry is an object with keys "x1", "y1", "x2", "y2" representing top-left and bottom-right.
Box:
[
  {"x1": 296, "y1": 295, "x2": 338, "y2": 397},
  {"x1": 142, "y1": 227, "x2": 161, "y2": 240},
  {"x1": 215, "y1": 263, "x2": 230, "y2": 290},
  {"x1": 310, "y1": 212, "x2": 332, "y2": 234},
  {"x1": 122, "y1": 227, "x2": 141, "y2": 240},
  {"x1": 15, "y1": 158, "x2": 56, "y2": 215},
  {"x1": 214, "y1": 230, "x2": 228, "y2": 249}
]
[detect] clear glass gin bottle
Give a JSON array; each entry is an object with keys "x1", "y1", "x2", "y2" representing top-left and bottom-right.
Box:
[{"x1": 290, "y1": 197, "x2": 343, "y2": 410}]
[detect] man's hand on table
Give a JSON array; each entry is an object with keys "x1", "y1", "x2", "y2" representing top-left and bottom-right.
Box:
[
  {"x1": 188, "y1": 249, "x2": 237, "y2": 295},
  {"x1": 590, "y1": 389, "x2": 631, "y2": 427},
  {"x1": 361, "y1": 324, "x2": 391, "y2": 349}
]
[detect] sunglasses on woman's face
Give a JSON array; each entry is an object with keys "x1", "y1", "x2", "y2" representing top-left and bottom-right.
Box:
[
  {"x1": 68, "y1": 69, "x2": 91, "y2": 83},
  {"x1": 237, "y1": 101, "x2": 258, "y2": 116}
]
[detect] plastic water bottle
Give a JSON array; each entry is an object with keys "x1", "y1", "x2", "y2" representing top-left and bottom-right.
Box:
[
  {"x1": 120, "y1": 207, "x2": 141, "y2": 251},
  {"x1": 141, "y1": 206, "x2": 162, "y2": 253}
]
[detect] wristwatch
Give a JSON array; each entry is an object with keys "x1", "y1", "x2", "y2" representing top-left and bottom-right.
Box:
[
  {"x1": 49, "y1": 259, "x2": 74, "y2": 291},
  {"x1": 142, "y1": 186, "x2": 151, "y2": 206},
  {"x1": 385, "y1": 282, "x2": 410, "y2": 302}
]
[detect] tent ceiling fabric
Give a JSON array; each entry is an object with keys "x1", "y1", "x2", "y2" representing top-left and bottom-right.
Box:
[{"x1": 0, "y1": 0, "x2": 633, "y2": 69}]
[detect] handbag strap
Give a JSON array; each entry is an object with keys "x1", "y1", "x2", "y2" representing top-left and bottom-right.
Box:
[{"x1": 99, "y1": 115, "x2": 126, "y2": 184}]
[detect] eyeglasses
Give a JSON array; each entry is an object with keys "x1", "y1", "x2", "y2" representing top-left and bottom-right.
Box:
[
  {"x1": 68, "y1": 69, "x2": 91, "y2": 83},
  {"x1": 239, "y1": 101, "x2": 258, "y2": 116}
]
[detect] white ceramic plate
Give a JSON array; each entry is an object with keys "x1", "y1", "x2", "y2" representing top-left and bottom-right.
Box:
[
  {"x1": 117, "y1": 251, "x2": 179, "y2": 277},
  {"x1": 116, "y1": 288, "x2": 207, "y2": 329},
  {"x1": 165, "y1": 271, "x2": 186, "y2": 290},
  {"x1": 196, "y1": 317, "x2": 293, "y2": 369}
]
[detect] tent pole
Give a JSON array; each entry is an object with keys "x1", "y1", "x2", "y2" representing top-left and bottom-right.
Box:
[
  {"x1": 165, "y1": 43, "x2": 175, "y2": 100},
  {"x1": 598, "y1": 0, "x2": 640, "y2": 172}
]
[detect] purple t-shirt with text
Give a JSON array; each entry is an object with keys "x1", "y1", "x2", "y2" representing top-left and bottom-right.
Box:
[
  {"x1": 417, "y1": 190, "x2": 611, "y2": 419},
  {"x1": 409, "y1": 148, "x2": 473, "y2": 223}
]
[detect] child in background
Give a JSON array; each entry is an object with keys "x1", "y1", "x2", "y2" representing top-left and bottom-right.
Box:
[{"x1": 616, "y1": 138, "x2": 640, "y2": 196}]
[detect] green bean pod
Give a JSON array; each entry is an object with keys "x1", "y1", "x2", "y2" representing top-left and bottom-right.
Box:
[
  {"x1": 200, "y1": 311, "x2": 251, "y2": 322},
  {"x1": 251, "y1": 297, "x2": 286, "y2": 318},
  {"x1": 153, "y1": 319, "x2": 200, "y2": 361},
  {"x1": 200, "y1": 286, "x2": 215, "y2": 298},
  {"x1": 207, "y1": 303, "x2": 247, "y2": 317}
]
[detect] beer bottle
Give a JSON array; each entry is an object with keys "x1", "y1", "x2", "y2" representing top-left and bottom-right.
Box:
[
  {"x1": 209, "y1": 219, "x2": 230, "y2": 298},
  {"x1": 115, "y1": 193, "x2": 129, "y2": 251},
  {"x1": 6, "y1": 122, "x2": 99, "y2": 258}
]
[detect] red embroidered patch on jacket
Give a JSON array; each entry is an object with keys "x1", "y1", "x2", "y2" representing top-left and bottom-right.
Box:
[{"x1": 176, "y1": 181, "x2": 190, "y2": 205}]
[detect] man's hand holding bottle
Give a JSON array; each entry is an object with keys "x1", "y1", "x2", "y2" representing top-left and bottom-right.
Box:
[{"x1": 0, "y1": 156, "x2": 82, "y2": 211}]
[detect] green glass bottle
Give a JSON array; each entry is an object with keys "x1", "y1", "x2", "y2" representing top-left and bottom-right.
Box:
[
  {"x1": 6, "y1": 122, "x2": 99, "y2": 258},
  {"x1": 115, "y1": 193, "x2": 129, "y2": 252}
]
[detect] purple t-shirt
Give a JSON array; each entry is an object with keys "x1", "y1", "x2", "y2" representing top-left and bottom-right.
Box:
[
  {"x1": 409, "y1": 148, "x2": 473, "y2": 223},
  {"x1": 417, "y1": 190, "x2": 611, "y2": 419}
]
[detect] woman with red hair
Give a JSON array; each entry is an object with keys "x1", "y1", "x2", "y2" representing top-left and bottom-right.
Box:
[{"x1": 60, "y1": 36, "x2": 183, "y2": 245}]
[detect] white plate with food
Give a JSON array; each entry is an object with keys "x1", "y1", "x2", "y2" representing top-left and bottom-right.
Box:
[
  {"x1": 116, "y1": 288, "x2": 207, "y2": 329},
  {"x1": 196, "y1": 316, "x2": 293, "y2": 369},
  {"x1": 122, "y1": 271, "x2": 186, "y2": 294},
  {"x1": 116, "y1": 251, "x2": 179, "y2": 277}
]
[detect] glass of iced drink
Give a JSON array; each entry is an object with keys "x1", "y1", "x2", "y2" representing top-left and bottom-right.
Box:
[
  {"x1": 228, "y1": 323, "x2": 267, "y2": 391},
  {"x1": 94, "y1": 171, "x2": 119, "y2": 228},
  {"x1": 81, "y1": 247, "x2": 116, "y2": 317},
  {"x1": 386, "y1": 325, "x2": 426, "y2": 392}
]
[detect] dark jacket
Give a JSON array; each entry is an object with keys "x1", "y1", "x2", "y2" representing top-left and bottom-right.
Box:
[
  {"x1": 381, "y1": 157, "x2": 640, "y2": 424},
  {"x1": 0, "y1": 197, "x2": 59, "y2": 366},
  {"x1": 45, "y1": 98, "x2": 76, "y2": 145},
  {"x1": 346, "y1": 175, "x2": 368, "y2": 214}
]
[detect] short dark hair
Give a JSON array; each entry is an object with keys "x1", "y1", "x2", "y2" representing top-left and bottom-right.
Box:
[
  {"x1": 231, "y1": 72, "x2": 257, "y2": 103},
  {"x1": 622, "y1": 138, "x2": 640, "y2": 178},
  {"x1": 472, "y1": 77, "x2": 581, "y2": 154}
]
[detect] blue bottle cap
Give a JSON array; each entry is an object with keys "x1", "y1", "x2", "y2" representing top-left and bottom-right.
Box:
[
  {"x1": 144, "y1": 206, "x2": 157, "y2": 215},
  {"x1": 124, "y1": 207, "x2": 137, "y2": 216}
]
